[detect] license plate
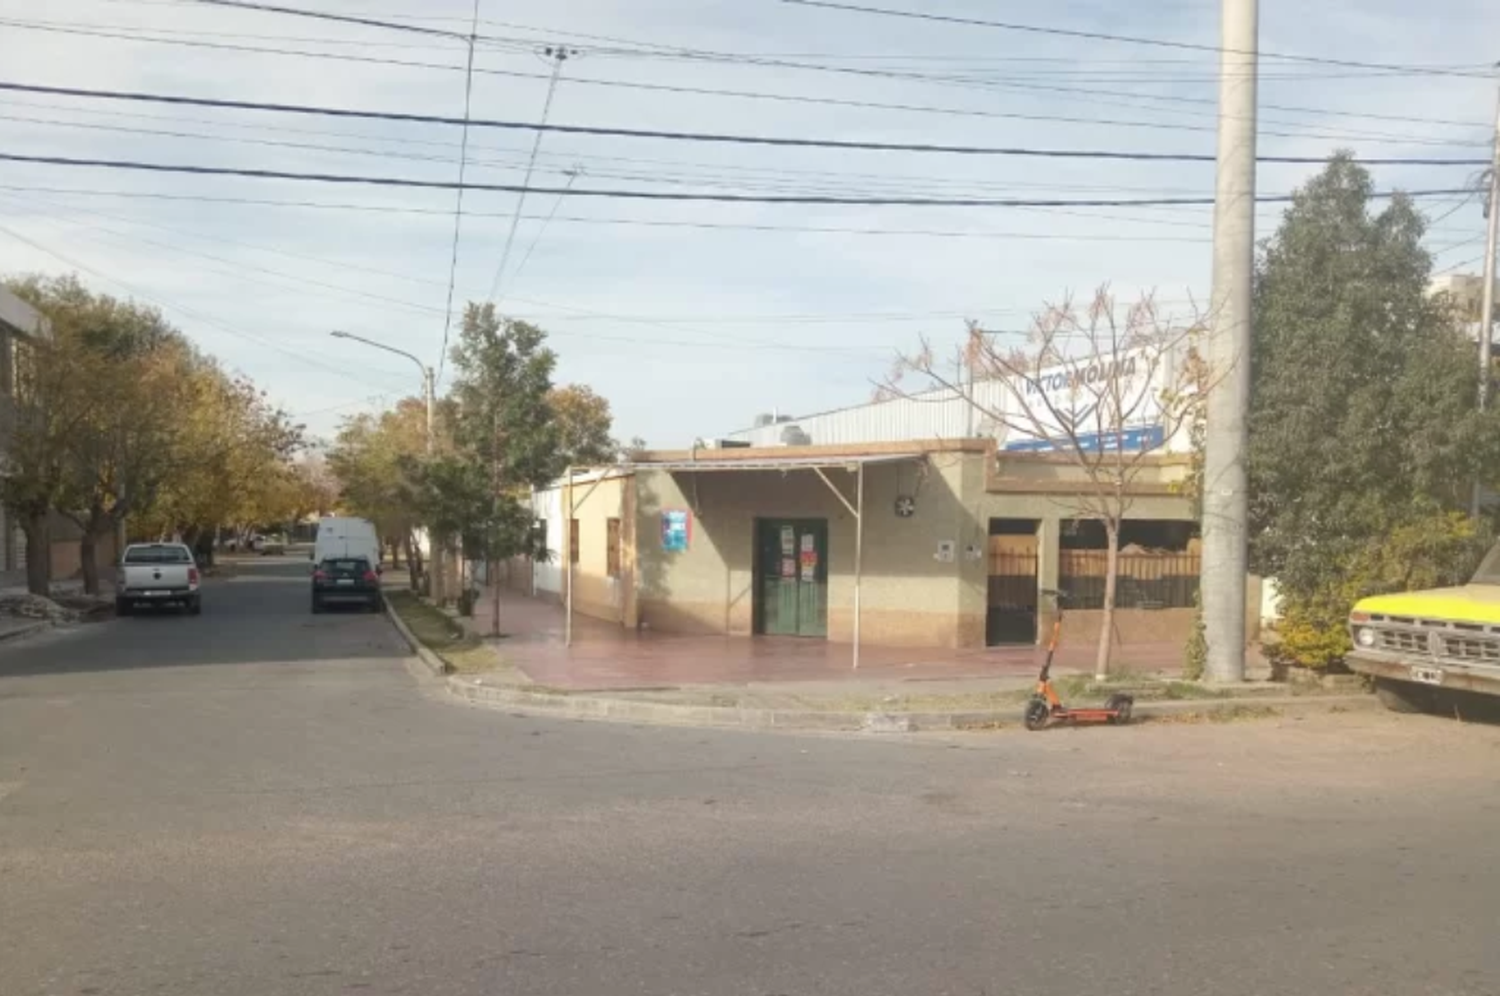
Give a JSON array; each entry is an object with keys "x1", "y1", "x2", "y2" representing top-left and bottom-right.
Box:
[
  {"x1": 143, "y1": 590, "x2": 166, "y2": 597},
  {"x1": 1410, "y1": 666, "x2": 1444, "y2": 685},
  {"x1": 336, "y1": 579, "x2": 354, "y2": 586}
]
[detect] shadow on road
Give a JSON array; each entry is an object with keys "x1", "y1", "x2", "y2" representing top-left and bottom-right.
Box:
[{"x1": 0, "y1": 558, "x2": 409, "y2": 679}]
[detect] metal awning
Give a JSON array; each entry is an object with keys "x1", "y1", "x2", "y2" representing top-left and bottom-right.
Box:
[
  {"x1": 626, "y1": 452, "x2": 925, "y2": 473},
  {"x1": 564, "y1": 451, "x2": 928, "y2": 670}
]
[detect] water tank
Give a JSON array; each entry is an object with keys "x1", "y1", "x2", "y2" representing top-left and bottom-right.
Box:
[{"x1": 780, "y1": 424, "x2": 812, "y2": 446}]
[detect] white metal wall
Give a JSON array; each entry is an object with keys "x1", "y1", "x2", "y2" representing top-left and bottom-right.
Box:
[
  {"x1": 724, "y1": 345, "x2": 1192, "y2": 454},
  {"x1": 529, "y1": 469, "x2": 620, "y2": 596}
]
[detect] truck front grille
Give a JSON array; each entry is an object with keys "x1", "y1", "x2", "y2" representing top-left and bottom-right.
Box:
[
  {"x1": 1440, "y1": 636, "x2": 1500, "y2": 663},
  {"x1": 1378, "y1": 629, "x2": 1429, "y2": 655}
]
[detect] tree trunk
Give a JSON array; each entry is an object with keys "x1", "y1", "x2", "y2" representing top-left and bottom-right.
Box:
[
  {"x1": 1096, "y1": 521, "x2": 1120, "y2": 680},
  {"x1": 404, "y1": 533, "x2": 420, "y2": 592},
  {"x1": 23, "y1": 511, "x2": 50, "y2": 597},
  {"x1": 489, "y1": 555, "x2": 501, "y2": 637},
  {"x1": 79, "y1": 529, "x2": 100, "y2": 595},
  {"x1": 1098, "y1": 522, "x2": 1122, "y2": 678},
  {"x1": 78, "y1": 507, "x2": 110, "y2": 596}
]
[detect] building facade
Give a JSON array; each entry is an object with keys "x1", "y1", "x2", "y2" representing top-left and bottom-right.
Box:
[
  {"x1": 0, "y1": 286, "x2": 48, "y2": 576},
  {"x1": 531, "y1": 439, "x2": 1250, "y2": 653}
]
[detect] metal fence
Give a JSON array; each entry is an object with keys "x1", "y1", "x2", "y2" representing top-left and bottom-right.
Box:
[{"x1": 1059, "y1": 551, "x2": 1200, "y2": 610}]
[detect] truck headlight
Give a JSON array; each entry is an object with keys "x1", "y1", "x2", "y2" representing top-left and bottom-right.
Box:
[{"x1": 1355, "y1": 627, "x2": 1376, "y2": 648}]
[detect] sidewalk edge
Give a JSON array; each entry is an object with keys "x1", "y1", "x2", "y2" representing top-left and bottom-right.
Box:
[{"x1": 442, "y1": 677, "x2": 1378, "y2": 733}]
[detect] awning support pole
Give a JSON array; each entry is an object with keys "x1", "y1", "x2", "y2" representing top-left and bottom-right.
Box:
[
  {"x1": 854, "y1": 462, "x2": 864, "y2": 671},
  {"x1": 564, "y1": 465, "x2": 574, "y2": 648}
]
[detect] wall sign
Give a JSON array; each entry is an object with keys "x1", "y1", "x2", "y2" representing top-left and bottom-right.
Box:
[{"x1": 661, "y1": 510, "x2": 691, "y2": 552}]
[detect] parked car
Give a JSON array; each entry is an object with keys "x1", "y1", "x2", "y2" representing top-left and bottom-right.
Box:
[
  {"x1": 311, "y1": 555, "x2": 383, "y2": 614},
  {"x1": 258, "y1": 534, "x2": 287, "y2": 556},
  {"x1": 116, "y1": 542, "x2": 202, "y2": 616}
]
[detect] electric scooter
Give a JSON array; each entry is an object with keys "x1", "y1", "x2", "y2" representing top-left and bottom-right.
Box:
[{"x1": 1023, "y1": 588, "x2": 1134, "y2": 731}]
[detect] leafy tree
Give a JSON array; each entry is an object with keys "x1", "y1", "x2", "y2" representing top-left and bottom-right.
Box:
[
  {"x1": 439, "y1": 304, "x2": 560, "y2": 631},
  {"x1": 547, "y1": 384, "x2": 616, "y2": 467},
  {"x1": 1247, "y1": 154, "x2": 1500, "y2": 666},
  {"x1": 328, "y1": 398, "x2": 430, "y2": 587}
]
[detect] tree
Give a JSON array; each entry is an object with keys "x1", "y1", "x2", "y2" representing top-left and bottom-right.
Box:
[
  {"x1": 4, "y1": 275, "x2": 199, "y2": 593},
  {"x1": 898, "y1": 286, "x2": 1207, "y2": 678},
  {"x1": 328, "y1": 398, "x2": 431, "y2": 588},
  {"x1": 548, "y1": 384, "x2": 616, "y2": 467},
  {"x1": 1247, "y1": 154, "x2": 1500, "y2": 666},
  {"x1": 441, "y1": 304, "x2": 560, "y2": 633}
]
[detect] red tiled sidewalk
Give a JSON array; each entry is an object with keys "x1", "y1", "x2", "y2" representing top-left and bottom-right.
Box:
[{"x1": 462, "y1": 585, "x2": 1190, "y2": 692}]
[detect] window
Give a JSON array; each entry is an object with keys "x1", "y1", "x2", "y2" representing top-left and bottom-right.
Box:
[
  {"x1": 534, "y1": 519, "x2": 547, "y2": 559},
  {"x1": 606, "y1": 518, "x2": 621, "y2": 578},
  {"x1": 569, "y1": 519, "x2": 580, "y2": 565},
  {"x1": 124, "y1": 544, "x2": 194, "y2": 565}
]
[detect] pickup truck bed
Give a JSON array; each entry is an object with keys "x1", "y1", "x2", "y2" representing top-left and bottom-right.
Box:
[{"x1": 117, "y1": 543, "x2": 202, "y2": 616}]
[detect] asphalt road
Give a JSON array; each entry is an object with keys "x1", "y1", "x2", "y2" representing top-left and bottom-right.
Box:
[{"x1": 2, "y1": 558, "x2": 1499, "y2": 996}]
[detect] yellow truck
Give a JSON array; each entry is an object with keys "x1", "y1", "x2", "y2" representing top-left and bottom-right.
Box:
[{"x1": 1348, "y1": 545, "x2": 1500, "y2": 712}]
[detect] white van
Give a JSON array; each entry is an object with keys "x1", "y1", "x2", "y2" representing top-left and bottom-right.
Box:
[{"x1": 312, "y1": 516, "x2": 382, "y2": 570}]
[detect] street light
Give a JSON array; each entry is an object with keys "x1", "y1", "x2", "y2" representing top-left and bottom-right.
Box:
[{"x1": 329, "y1": 330, "x2": 434, "y2": 454}]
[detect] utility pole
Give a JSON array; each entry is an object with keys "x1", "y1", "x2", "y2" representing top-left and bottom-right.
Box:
[
  {"x1": 1200, "y1": 0, "x2": 1259, "y2": 684},
  {"x1": 1472, "y1": 79, "x2": 1500, "y2": 517}
]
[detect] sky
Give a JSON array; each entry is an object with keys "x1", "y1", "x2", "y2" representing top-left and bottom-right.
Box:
[{"x1": 0, "y1": 0, "x2": 1495, "y2": 449}]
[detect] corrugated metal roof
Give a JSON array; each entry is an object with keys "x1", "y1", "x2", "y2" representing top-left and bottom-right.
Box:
[{"x1": 630, "y1": 452, "x2": 925, "y2": 473}]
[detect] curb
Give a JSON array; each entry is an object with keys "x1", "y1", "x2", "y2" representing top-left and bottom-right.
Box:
[
  {"x1": 0, "y1": 620, "x2": 50, "y2": 646},
  {"x1": 383, "y1": 597, "x2": 449, "y2": 679},
  {"x1": 441, "y1": 677, "x2": 1379, "y2": 733}
]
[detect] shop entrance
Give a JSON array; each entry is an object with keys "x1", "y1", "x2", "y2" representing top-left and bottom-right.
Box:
[
  {"x1": 754, "y1": 518, "x2": 829, "y2": 638},
  {"x1": 986, "y1": 518, "x2": 1040, "y2": 645}
]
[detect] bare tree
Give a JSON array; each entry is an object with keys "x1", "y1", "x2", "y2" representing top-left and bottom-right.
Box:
[{"x1": 897, "y1": 285, "x2": 1209, "y2": 678}]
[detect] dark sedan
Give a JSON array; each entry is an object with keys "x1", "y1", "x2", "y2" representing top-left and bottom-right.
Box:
[{"x1": 310, "y1": 556, "x2": 383, "y2": 613}]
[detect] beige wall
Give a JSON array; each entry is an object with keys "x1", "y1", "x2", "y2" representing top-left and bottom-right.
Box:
[
  {"x1": 634, "y1": 452, "x2": 983, "y2": 647},
  {"x1": 559, "y1": 475, "x2": 632, "y2": 625}
]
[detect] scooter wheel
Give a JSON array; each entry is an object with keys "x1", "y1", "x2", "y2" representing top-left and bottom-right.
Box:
[
  {"x1": 1105, "y1": 693, "x2": 1134, "y2": 725},
  {"x1": 1023, "y1": 697, "x2": 1050, "y2": 732}
]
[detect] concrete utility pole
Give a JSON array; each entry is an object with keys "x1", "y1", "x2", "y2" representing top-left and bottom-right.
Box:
[
  {"x1": 1200, "y1": 0, "x2": 1259, "y2": 684},
  {"x1": 329, "y1": 331, "x2": 440, "y2": 596},
  {"x1": 1472, "y1": 80, "x2": 1500, "y2": 517}
]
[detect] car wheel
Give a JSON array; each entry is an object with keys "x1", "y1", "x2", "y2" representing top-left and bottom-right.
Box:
[
  {"x1": 188, "y1": 597, "x2": 202, "y2": 616},
  {"x1": 370, "y1": 598, "x2": 384, "y2": 614},
  {"x1": 116, "y1": 598, "x2": 131, "y2": 617},
  {"x1": 311, "y1": 598, "x2": 323, "y2": 614},
  {"x1": 1374, "y1": 678, "x2": 1434, "y2": 714}
]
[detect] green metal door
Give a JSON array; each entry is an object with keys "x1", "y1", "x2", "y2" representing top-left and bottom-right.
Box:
[{"x1": 756, "y1": 519, "x2": 828, "y2": 638}]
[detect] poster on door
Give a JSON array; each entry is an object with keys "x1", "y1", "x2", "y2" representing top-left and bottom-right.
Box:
[
  {"x1": 780, "y1": 526, "x2": 795, "y2": 556},
  {"x1": 780, "y1": 556, "x2": 796, "y2": 579},
  {"x1": 799, "y1": 534, "x2": 818, "y2": 582}
]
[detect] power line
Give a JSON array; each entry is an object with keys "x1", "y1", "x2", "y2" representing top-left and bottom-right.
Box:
[
  {"x1": 778, "y1": 0, "x2": 1499, "y2": 80},
  {"x1": 0, "y1": 81, "x2": 1485, "y2": 165},
  {"x1": 487, "y1": 44, "x2": 572, "y2": 303},
  {"x1": 2, "y1": 19, "x2": 1488, "y2": 146},
  {"x1": 3, "y1": 108, "x2": 1470, "y2": 202},
  {"x1": 434, "y1": 0, "x2": 481, "y2": 387},
  {"x1": 195, "y1": 0, "x2": 467, "y2": 41},
  {"x1": 0, "y1": 152, "x2": 1474, "y2": 205}
]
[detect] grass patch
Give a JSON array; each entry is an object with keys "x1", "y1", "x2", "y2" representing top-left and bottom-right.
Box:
[{"x1": 386, "y1": 590, "x2": 508, "y2": 676}]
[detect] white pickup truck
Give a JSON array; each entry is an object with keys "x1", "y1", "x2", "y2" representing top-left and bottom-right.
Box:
[{"x1": 116, "y1": 542, "x2": 202, "y2": 616}]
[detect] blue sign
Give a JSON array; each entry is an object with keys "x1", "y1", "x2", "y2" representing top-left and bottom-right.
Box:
[
  {"x1": 661, "y1": 510, "x2": 691, "y2": 552},
  {"x1": 1003, "y1": 424, "x2": 1166, "y2": 454}
]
